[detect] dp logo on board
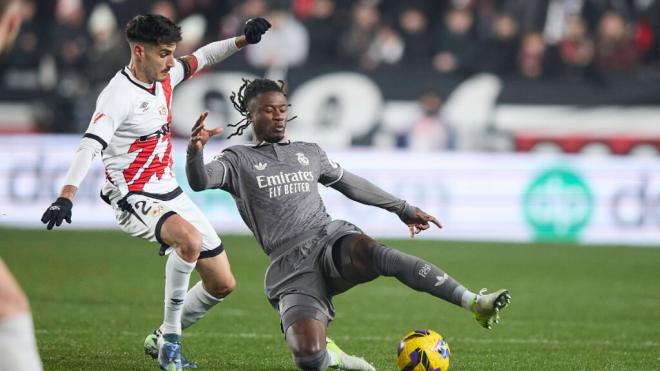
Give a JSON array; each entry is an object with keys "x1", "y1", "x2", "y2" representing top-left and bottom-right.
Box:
[{"x1": 523, "y1": 167, "x2": 594, "y2": 242}]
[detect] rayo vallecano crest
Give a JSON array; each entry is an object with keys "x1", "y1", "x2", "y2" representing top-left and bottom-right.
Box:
[
  {"x1": 296, "y1": 153, "x2": 309, "y2": 166},
  {"x1": 157, "y1": 103, "x2": 168, "y2": 119}
]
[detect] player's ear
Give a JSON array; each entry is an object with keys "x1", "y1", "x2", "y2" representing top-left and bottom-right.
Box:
[{"x1": 133, "y1": 43, "x2": 145, "y2": 60}]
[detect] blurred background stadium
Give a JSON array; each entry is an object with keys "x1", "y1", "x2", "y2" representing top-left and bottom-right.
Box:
[
  {"x1": 2, "y1": 0, "x2": 660, "y2": 245},
  {"x1": 1, "y1": 1, "x2": 660, "y2": 370}
]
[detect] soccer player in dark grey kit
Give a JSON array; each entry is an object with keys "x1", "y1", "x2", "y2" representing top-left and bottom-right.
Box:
[{"x1": 185, "y1": 78, "x2": 511, "y2": 370}]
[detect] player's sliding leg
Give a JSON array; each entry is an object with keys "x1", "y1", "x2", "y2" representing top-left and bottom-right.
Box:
[
  {"x1": 285, "y1": 318, "x2": 375, "y2": 371},
  {"x1": 156, "y1": 216, "x2": 201, "y2": 371},
  {"x1": 333, "y1": 234, "x2": 510, "y2": 329}
]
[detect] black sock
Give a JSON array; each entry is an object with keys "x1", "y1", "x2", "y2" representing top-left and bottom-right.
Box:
[{"x1": 371, "y1": 244, "x2": 473, "y2": 308}]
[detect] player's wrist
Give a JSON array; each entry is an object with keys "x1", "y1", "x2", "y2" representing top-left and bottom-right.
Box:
[
  {"x1": 186, "y1": 142, "x2": 202, "y2": 156},
  {"x1": 234, "y1": 35, "x2": 248, "y2": 49},
  {"x1": 55, "y1": 197, "x2": 73, "y2": 208}
]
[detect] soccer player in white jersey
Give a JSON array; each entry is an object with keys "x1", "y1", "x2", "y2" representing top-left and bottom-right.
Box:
[
  {"x1": 40, "y1": 15, "x2": 271, "y2": 370},
  {"x1": 185, "y1": 78, "x2": 511, "y2": 370}
]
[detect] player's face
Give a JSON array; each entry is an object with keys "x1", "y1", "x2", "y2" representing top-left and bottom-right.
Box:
[
  {"x1": 250, "y1": 91, "x2": 289, "y2": 143},
  {"x1": 143, "y1": 43, "x2": 176, "y2": 82}
]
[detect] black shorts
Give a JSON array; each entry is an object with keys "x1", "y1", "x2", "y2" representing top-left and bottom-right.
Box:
[{"x1": 264, "y1": 220, "x2": 363, "y2": 334}]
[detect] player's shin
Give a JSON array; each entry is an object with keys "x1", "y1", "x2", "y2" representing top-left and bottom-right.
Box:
[
  {"x1": 162, "y1": 252, "x2": 197, "y2": 336},
  {"x1": 371, "y1": 244, "x2": 476, "y2": 309}
]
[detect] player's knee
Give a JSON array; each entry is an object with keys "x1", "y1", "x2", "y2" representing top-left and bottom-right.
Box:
[
  {"x1": 353, "y1": 236, "x2": 379, "y2": 266},
  {"x1": 206, "y1": 275, "x2": 236, "y2": 298},
  {"x1": 178, "y1": 230, "x2": 202, "y2": 261},
  {"x1": 293, "y1": 348, "x2": 328, "y2": 370}
]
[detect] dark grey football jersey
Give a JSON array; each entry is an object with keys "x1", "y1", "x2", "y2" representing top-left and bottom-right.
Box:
[{"x1": 210, "y1": 141, "x2": 343, "y2": 256}]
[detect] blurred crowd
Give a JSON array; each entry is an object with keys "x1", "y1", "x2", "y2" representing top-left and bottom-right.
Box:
[{"x1": 1, "y1": 0, "x2": 660, "y2": 133}]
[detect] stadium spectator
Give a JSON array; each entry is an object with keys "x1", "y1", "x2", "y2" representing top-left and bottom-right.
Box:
[
  {"x1": 517, "y1": 31, "x2": 561, "y2": 79},
  {"x1": 185, "y1": 77, "x2": 511, "y2": 371},
  {"x1": 150, "y1": 0, "x2": 178, "y2": 23},
  {"x1": 245, "y1": 8, "x2": 309, "y2": 80},
  {"x1": 432, "y1": 7, "x2": 480, "y2": 75},
  {"x1": 406, "y1": 90, "x2": 453, "y2": 151},
  {"x1": 338, "y1": 1, "x2": 380, "y2": 68},
  {"x1": 362, "y1": 24, "x2": 404, "y2": 70},
  {"x1": 85, "y1": 3, "x2": 127, "y2": 89},
  {"x1": 302, "y1": 0, "x2": 340, "y2": 66},
  {"x1": 480, "y1": 12, "x2": 519, "y2": 76},
  {"x1": 594, "y1": 10, "x2": 639, "y2": 71},
  {"x1": 558, "y1": 15, "x2": 595, "y2": 79},
  {"x1": 396, "y1": 6, "x2": 432, "y2": 66}
]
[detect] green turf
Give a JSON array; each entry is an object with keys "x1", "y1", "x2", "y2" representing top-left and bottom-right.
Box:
[{"x1": 1, "y1": 228, "x2": 659, "y2": 370}]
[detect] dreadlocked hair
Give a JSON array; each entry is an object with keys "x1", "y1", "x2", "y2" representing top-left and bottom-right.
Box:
[{"x1": 227, "y1": 78, "x2": 297, "y2": 139}]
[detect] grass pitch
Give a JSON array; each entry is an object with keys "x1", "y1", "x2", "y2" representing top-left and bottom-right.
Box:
[{"x1": 1, "y1": 228, "x2": 659, "y2": 370}]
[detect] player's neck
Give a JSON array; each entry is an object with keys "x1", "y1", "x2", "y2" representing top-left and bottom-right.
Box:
[{"x1": 127, "y1": 61, "x2": 154, "y2": 85}]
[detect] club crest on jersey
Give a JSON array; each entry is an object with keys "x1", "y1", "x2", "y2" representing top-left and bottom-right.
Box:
[
  {"x1": 157, "y1": 104, "x2": 168, "y2": 119},
  {"x1": 296, "y1": 153, "x2": 309, "y2": 166},
  {"x1": 254, "y1": 162, "x2": 267, "y2": 171},
  {"x1": 149, "y1": 203, "x2": 165, "y2": 217}
]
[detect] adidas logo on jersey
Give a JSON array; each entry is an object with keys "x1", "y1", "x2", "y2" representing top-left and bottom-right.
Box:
[{"x1": 254, "y1": 162, "x2": 267, "y2": 171}]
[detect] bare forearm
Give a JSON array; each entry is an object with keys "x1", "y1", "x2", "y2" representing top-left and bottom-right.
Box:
[
  {"x1": 59, "y1": 185, "x2": 77, "y2": 200},
  {"x1": 234, "y1": 35, "x2": 248, "y2": 48}
]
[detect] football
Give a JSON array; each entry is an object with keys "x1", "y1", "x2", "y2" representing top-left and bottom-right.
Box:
[{"x1": 397, "y1": 329, "x2": 450, "y2": 371}]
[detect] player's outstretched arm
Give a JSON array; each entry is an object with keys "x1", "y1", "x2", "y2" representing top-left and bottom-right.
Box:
[
  {"x1": 329, "y1": 169, "x2": 442, "y2": 237},
  {"x1": 178, "y1": 18, "x2": 271, "y2": 81},
  {"x1": 186, "y1": 112, "x2": 224, "y2": 191},
  {"x1": 40, "y1": 137, "x2": 103, "y2": 230}
]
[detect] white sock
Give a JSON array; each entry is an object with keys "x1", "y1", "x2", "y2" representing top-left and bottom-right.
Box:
[
  {"x1": 0, "y1": 313, "x2": 43, "y2": 371},
  {"x1": 162, "y1": 252, "x2": 196, "y2": 336},
  {"x1": 326, "y1": 348, "x2": 338, "y2": 366},
  {"x1": 180, "y1": 281, "x2": 223, "y2": 330}
]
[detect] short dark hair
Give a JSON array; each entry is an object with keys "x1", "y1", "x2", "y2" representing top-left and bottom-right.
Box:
[{"x1": 125, "y1": 14, "x2": 182, "y2": 45}]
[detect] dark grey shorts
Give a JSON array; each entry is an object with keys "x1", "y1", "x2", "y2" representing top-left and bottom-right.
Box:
[{"x1": 264, "y1": 220, "x2": 363, "y2": 333}]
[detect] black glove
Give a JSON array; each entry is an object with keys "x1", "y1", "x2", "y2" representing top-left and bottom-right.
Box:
[
  {"x1": 41, "y1": 197, "x2": 73, "y2": 230},
  {"x1": 244, "y1": 17, "x2": 271, "y2": 44}
]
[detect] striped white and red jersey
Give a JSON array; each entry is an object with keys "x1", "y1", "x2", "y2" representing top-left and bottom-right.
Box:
[
  {"x1": 62, "y1": 37, "x2": 239, "y2": 198},
  {"x1": 85, "y1": 63, "x2": 191, "y2": 196}
]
